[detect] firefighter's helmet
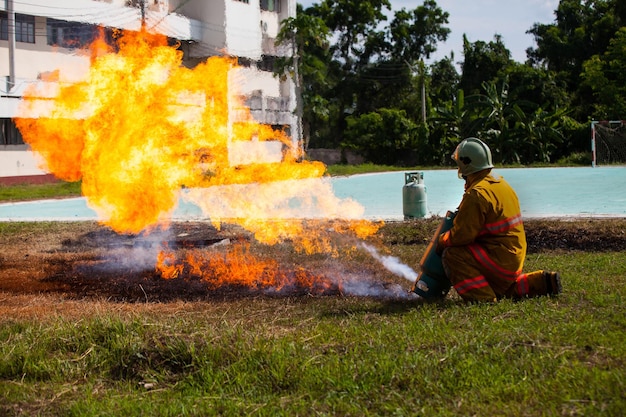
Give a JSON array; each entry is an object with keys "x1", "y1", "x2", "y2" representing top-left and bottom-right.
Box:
[{"x1": 452, "y1": 137, "x2": 494, "y2": 177}]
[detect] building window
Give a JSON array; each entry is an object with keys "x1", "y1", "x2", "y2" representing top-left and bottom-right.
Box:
[
  {"x1": 0, "y1": 12, "x2": 35, "y2": 43},
  {"x1": 237, "y1": 57, "x2": 253, "y2": 68},
  {"x1": 46, "y1": 19, "x2": 100, "y2": 49},
  {"x1": 0, "y1": 119, "x2": 24, "y2": 145},
  {"x1": 234, "y1": 0, "x2": 250, "y2": 4},
  {"x1": 261, "y1": 0, "x2": 280, "y2": 12},
  {"x1": 257, "y1": 55, "x2": 276, "y2": 72}
]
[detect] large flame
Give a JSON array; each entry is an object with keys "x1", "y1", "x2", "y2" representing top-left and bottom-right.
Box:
[
  {"x1": 15, "y1": 30, "x2": 354, "y2": 235},
  {"x1": 15, "y1": 29, "x2": 389, "y2": 293}
]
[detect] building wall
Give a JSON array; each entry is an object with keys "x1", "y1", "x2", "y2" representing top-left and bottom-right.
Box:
[
  {"x1": 225, "y1": 1, "x2": 262, "y2": 60},
  {"x1": 0, "y1": 16, "x2": 90, "y2": 85},
  {"x1": 171, "y1": 0, "x2": 226, "y2": 57},
  {"x1": 0, "y1": 145, "x2": 48, "y2": 177}
]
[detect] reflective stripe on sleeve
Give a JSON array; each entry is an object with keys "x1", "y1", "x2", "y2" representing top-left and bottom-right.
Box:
[
  {"x1": 479, "y1": 213, "x2": 523, "y2": 236},
  {"x1": 441, "y1": 231, "x2": 451, "y2": 247}
]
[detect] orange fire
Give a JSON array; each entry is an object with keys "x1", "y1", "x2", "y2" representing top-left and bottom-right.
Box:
[
  {"x1": 15, "y1": 28, "x2": 382, "y2": 291},
  {"x1": 15, "y1": 29, "x2": 373, "y2": 239},
  {"x1": 156, "y1": 242, "x2": 338, "y2": 295}
]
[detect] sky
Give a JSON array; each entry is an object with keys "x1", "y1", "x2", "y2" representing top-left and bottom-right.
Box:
[{"x1": 298, "y1": 0, "x2": 560, "y2": 64}]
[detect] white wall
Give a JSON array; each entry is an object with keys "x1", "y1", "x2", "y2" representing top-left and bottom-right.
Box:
[
  {"x1": 0, "y1": 17, "x2": 91, "y2": 85},
  {"x1": 234, "y1": 67, "x2": 280, "y2": 97},
  {"x1": 0, "y1": 146, "x2": 48, "y2": 177},
  {"x1": 225, "y1": 1, "x2": 262, "y2": 60},
  {"x1": 172, "y1": 0, "x2": 226, "y2": 57}
]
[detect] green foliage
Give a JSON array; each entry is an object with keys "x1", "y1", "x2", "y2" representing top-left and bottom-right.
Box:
[
  {"x1": 275, "y1": 5, "x2": 333, "y2": 149},
  {"x1": 527, "y1": 0, "x2": 625, "y2": 120},
  {"x1": 581, "y1": 27, "x2": 626, "y2": 119},
  {"x1": 460, "y1": 34, "x2": 511, "y2": 95},
  {"x1": 342, "y1": 108, "x2": 419, "y2": 165},
  {"x1": 324, "y1": 163, "x2": 406, "y2": 176},
  {"x1": 557, "y1": 151, "x2": 593, "y2": 165},
  {"x1": 429, "y1": 54, "x2": 461, "y2": 104},
  {"x1": 388, "y1": 0, "x2": 450, "y2": 62}
]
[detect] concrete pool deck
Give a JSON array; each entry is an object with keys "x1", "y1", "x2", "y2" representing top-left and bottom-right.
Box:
[{"x1": 0, "y1": 167, "x2": 624, "y2": 222}]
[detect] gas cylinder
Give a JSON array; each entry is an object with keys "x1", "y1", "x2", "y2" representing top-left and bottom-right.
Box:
[
  {"x1": 402, "y1": 172, "x2": 427, "y2": 219},
  {"x1": 411, "y1": 210, "x2": 456, "y2": 299}
]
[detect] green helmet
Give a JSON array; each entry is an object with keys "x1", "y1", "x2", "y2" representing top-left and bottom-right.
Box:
[{"x1": 452, "y1": 137, "x2": 493, "y2": 177}]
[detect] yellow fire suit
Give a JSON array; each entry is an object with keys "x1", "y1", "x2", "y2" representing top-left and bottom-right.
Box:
[{"x1": 437, "y1": 169, "x2": 550, "y2": 302}]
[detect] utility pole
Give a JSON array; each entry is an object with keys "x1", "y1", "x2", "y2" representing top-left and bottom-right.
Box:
[
  {"x1": 405, "y1": 60, "x2": 427, "y2": 123},
  {"x1": 140, "y1": 0, "x2": 146, "y2": 29},
  {"x1": 292, "y1": 31, "x2": 304, "y2": 158},
  {"x1": 419, "y1": 60, "x2": 427, "y2": 123},
  {"x1": 7, "y1": 0, "x2": 16, "y2": 92}
]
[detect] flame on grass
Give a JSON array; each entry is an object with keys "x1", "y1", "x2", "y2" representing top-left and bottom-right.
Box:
[
  {"x1": 155, "y1": 241, "x2": 419, "y2": 299},
  {"x1": 157, "y1": 243, "x2": 337, "y2": 295}
]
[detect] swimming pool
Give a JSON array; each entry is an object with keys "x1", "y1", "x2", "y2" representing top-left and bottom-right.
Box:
[
  {"x1": 0, "y1": 167, "x2": 624, "y2": 221},
  {"x1": 332, "y1": 166, "x2": 626, "y2": 219}
]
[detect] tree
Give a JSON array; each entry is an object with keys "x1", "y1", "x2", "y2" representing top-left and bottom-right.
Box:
[
  {"x1": 527, "y1": 0, "x2": 625, "y2": 119},
  {"x1": 508, "y1": 105, "x2": 567, "y2": 163},
  {"x1": 581, "y1": 27, "x2": 626, "y2": 119},
  {"x1": 387, "y1": 0, "x2": 450, "y2": 65},
  {"x1": 342, "y1": 108, "x2": 418, "y2": 165},
  {"x1": 459, "y1": 34, "x2": 512, "y2": 95},
  {"x1": 277, "y1": 0, "x2": 450, "y2": 154},
  {"x1": 315, "y1": 0, "x2": 391, "y2": 69},
  {"x1": 431, "y1": 89, "x2": 487, "y2": 163},
  {"x1": 275, "y1": 4, "x2": 334, "y2": 148},
  {"x1": 527, "y1": 0, "x2": 624, "y2": 73},
  {"x1": 429, "y1": 54, "x2": 460, "y2": 105},
  {"x1": 504, "y1": 62, "x2": 569, "y2": 110}
]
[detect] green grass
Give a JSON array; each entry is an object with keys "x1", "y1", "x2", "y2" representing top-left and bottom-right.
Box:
[
  {"x1": 0, "y1": 181, "x2": 82, "y2": 202},
  {"x1": 324, "y1": 160, "x2": 595, "y2": 177},
  {"x1": 0, "y1": 250, "x2": 624, "y2": 416},
  {"x1": 324, "y1": 163, "x2": 411, "y2": 176}
]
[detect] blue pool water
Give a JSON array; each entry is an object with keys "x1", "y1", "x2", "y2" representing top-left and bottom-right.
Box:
[
  {"x1": 332, "y1": 166, "x2": 626, "y2": 219},
  {"x1": 0, "y1": 167, "x2": 624, "y2": 221}
]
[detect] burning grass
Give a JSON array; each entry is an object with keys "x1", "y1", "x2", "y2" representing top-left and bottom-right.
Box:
[{"x1": 0, "y1": 220, "x2": 408, "y2": 304}]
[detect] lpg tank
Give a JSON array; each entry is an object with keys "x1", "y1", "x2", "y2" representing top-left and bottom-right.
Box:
[{"x1": 402, "y1": 172, "x2": 428, "y2": 219}]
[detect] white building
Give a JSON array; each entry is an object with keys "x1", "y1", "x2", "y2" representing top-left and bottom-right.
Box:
[{"x1": 0, "y1": 0, "x2": 298, "y2": 183}]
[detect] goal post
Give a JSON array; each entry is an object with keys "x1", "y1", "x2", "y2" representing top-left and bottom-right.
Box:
[{"x1": 591, "y1": 120, "x2": 626, "y2": 167}]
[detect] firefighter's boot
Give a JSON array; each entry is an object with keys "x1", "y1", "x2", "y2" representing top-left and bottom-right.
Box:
[
  {"x1": 543, "y1": 271, "x2": 562, "y2": 296},
  {"x1": 509, "y1": 270, "x2": 562, "y2": 298}
]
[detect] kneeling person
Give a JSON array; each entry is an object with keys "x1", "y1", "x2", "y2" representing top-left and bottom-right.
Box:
[{"x1": 437, "y1": 138, "x2": 561, "y2": 302}]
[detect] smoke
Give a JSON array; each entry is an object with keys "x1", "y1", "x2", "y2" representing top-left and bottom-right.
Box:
[
  {"x1": 300, "y1": 263, "x2": 420, "y2": 300},
  {"x1": 359, "y1": 243, "x2": 418, "y2": 282},
  {"x1": 95, "y1": 228, "x2": 175, "y2": 273},
  {"x1": 340, "y1": 276, "x2": 419, "y2": 300}
]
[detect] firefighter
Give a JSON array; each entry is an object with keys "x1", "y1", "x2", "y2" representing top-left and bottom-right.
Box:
[{"x1": 436, "y1": 138, "x2": 561, "y2": 302}]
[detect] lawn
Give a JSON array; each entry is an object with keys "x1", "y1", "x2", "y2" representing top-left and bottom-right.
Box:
[{"x1": 0, "y1": 218, "x2": 624, "y2": 416}]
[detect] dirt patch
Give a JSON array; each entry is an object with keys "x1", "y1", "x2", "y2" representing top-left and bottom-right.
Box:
[
  {"x1": 524, "y1": 218, "x2": 626, "y2": 252},
  {"x1": 0, "y1": 222, "x2": 357, "y2": 303},
  {"x1": 1, "y1": 218, "x2": 624, "y2": 308}
]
